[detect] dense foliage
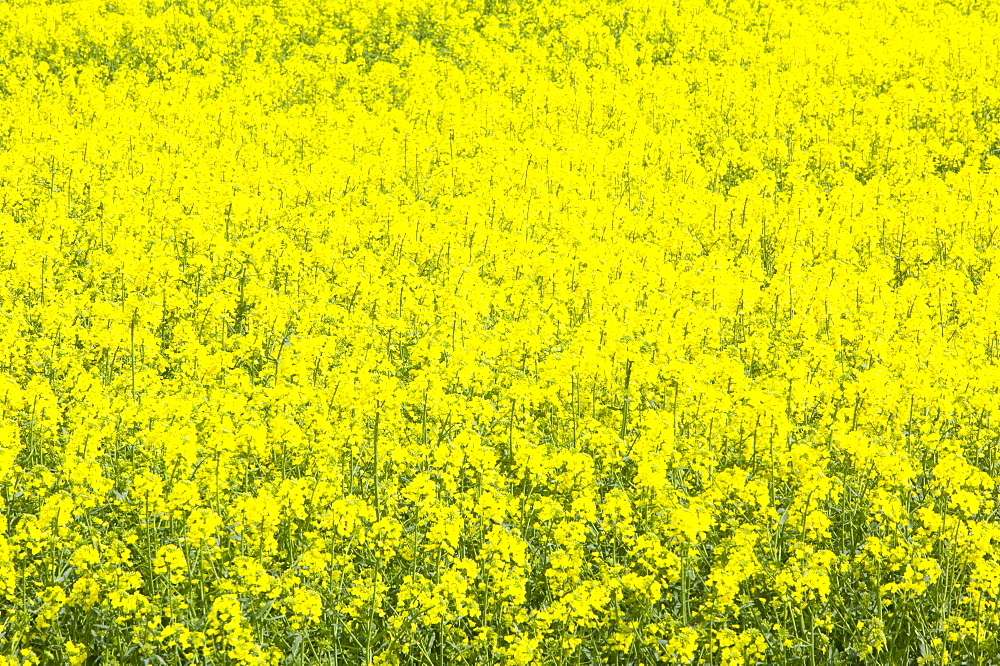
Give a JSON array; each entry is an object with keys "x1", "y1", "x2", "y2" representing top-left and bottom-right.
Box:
[{"x1": 2, "y1": 0, "x2": 1000, "y2": 663}]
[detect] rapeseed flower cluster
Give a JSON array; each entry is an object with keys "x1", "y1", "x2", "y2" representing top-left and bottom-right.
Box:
[{"x1": 2, "y1": 0, "x2": 1000, "y2": 663}]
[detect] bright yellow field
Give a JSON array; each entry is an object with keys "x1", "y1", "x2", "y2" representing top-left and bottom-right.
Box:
[{"x1": 2, "y1": 0, "x2": 1000, "y2": 663}]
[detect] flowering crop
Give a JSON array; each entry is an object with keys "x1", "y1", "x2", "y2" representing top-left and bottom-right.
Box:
[{"x1": 2, "y1": 0, "x2": 1000, "y2": 663}]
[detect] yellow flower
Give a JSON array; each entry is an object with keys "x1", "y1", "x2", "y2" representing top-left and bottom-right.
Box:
[
  {"x1": 287, "y1": 587, "x2": 323, "y2": 628},
  {"x1": 65, "y1": 641, "x2": 87, "y2": 666},
  {"x1": 154, "y1": 544, "x2": 188, "y2": 585}
]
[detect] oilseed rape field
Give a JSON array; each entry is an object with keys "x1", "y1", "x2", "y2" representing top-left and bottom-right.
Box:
[{"x1": 3, "y1": 0, "x2": 1000, "y2": 663}]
